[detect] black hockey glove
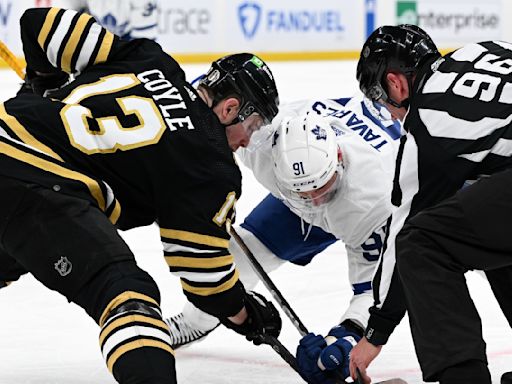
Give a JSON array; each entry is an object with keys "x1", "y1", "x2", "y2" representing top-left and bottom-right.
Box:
[
  {"x1": 221, "y1": 290, "x2": 282, "y2": 345},
  {"x1": 18, "y1": 68, "x2": 69, "y2": 96}
]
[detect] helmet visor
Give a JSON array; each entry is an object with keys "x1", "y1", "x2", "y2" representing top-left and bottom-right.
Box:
[
  {"x1": 244, "y1": 121, "x2": 274, "y2": 152},
  {"x1": 240, "y1": 113, "x2": 267, "y2": 151},
  {"x1": 241, "y1": 113, "x2": 264, "y2": 134}
]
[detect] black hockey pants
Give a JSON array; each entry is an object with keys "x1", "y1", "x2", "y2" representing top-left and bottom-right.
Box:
[{"x1": 396, "y1": 168, "x2": 512, "y2": 382}]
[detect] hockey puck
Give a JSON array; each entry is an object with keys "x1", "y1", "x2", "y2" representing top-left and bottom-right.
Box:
[{"x1": 501, "y1": 371, "x2": 512, "y2": 384}]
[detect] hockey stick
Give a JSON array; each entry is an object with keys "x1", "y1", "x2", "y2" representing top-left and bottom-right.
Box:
[
  {"x1": 0, "y1": 40, "x2": 25, "y2": 79},
  {"x1": 230, "y1": 226, "x2": 347, "y2": 384},
  {"x1": 230, "y1": 226, "x2": 408, "y2": 384},
  {"x1": 256, "y1": 336, "x2": 411, "y2": 384},
  {"x1": 256, "y1": 334, "x2": 309, "y2": 382},
  {"x1": 230, "y1": 226, "x2": 309, "y2": 337}
]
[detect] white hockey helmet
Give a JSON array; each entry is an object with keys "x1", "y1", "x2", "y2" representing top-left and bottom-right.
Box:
[{"x1": 271, "y1": 114, "x2": 343, "y2": 209}]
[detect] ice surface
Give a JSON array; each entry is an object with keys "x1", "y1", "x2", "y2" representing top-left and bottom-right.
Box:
[{"x1": 0, "y1": 62, "x2": 509, "y2": 383}]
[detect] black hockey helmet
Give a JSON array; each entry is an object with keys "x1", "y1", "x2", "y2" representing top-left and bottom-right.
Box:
[
  {"x1": 199, "y1": 53, "x2": 279, "y2": 125},
  {"x1": 357, "y1": 24, "x2": 440, "y2": 105}
]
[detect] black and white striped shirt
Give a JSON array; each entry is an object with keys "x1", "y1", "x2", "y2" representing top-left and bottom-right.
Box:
[{"x1": 366, "y1": 41, "x2": 512, "y2": 344}]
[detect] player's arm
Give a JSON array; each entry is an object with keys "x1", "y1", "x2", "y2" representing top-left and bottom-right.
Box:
[
  {"x1": 295, "y1": 235, "x2": 382, "y2": 383},
  {"x1": 20, "y1": 7, "x2": 122, "y2": 75},
  {"x1": 346, "y1": 214, "x2": 407, "y2": 383},
  {"x1": 348, "y1": 131, "x2": 429, "y2": 379},
  {"x1": 158, "y1": 180, "x2": 281, "y2": 342},
  {"x1": 19, "y1": 7, "x2": 143, "y2": 95},
  {"x1": 339, "y1": 234, "x2": 386, "y2": 330}
]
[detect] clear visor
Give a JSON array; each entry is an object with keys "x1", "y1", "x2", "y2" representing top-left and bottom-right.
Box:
[
  {"x1": 276, "y1": 167, "x2": 343, "y2": 213},
  {"x1": 241, "y1": 113, "x2": 271, "y2": 152}
]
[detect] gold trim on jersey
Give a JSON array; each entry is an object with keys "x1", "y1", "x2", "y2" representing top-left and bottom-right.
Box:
[
  {"x1": 0, "y1": 104, "x2": 63, "y2": 161},
  {"x1": 160, "y1": 228, "x2": 229, "y2": 249},
  {"x1": 61, "y1": 13, "x2": 93, "y2": 73},
  {"x1": 165, "y1": 254, "x2": 234, "y2": 269},
  {"x1": 61, "y1": 74, "x2": 166, "y2": 154},
  {"x1": 37, "y1": 7, "x2": 61, "y2": 48},
  {"x1": 213, "y1": 191, "x2": 237, "y2": 227},
  {"x1": 63, "y1": 74, "x2": 140, "y2": 104},
  {"x1": 106, "y1": 339, "x2": 174, "y2": 372},
  {"x1": 99, "y1": 314, "x2": 168, "y2": 345},
  {"x1": 108, "y1": 199, "x2": 121, "y2": 225},
  {"x1": 99, "y1": 291, "x2": 158, "y2": 327},
  {"x1": 0, "y1": 141, "x2": 106, "y2": 210},
  {"x1": 94, "y1": 31, "x2": 114, "y2": 65},
  {"x1": 180, "y1": 269, "x2": 240, "y2": 296}
]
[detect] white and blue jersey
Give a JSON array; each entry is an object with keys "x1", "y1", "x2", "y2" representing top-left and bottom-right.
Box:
[{"x1": 236, "y1": 93, "x2": 402, "y2": 327}]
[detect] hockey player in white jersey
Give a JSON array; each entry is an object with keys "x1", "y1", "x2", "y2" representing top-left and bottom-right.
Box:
[{"x1": 166, "y1": 94, "x2": 401, "y2": 382}]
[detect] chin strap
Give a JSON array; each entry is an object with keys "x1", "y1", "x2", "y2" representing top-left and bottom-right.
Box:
[{"x1": 387, "y1": 97, "x2": 409, "y2": 109}]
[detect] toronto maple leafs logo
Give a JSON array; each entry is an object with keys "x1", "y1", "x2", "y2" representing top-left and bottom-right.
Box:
[
  {"x1": 238, "y1": 2, "x2": 262, "y2": 39},
  {"x1": 311, "y1": 125, "x2": 327, "y2": 140}
]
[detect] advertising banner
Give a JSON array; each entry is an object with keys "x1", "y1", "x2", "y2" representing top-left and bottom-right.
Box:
[
  {"x1": 156, "y1": 0, "x2": 366, "y2": 60},
  {"x1": 225, "y1": 0, "x2": 360, "y2": 51},
  {"x1": 1, "y1": 0, "x2": 368, "y2": 62},
  {"x1": 396, "y1": 0, "x2": 502, "y2": 48},
  {"x1": 0, "y1": 0, "x2": 508, "y2": 64}
]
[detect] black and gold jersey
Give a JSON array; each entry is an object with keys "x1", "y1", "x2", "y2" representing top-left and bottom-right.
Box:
[
  {"x1": 5, "y1": 7, "x2": 245, "y2": 317},
  {"x1": 0, "y1": 103, "x2": 120, "y2": 223}
]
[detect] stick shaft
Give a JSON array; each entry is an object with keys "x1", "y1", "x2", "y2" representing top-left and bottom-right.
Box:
[
  {"x1": 230, "y1": 226, "x2": 309, "y2": 336},
  {"x1": 230, "y1": 226, "x2": 348, "y2": 383},
  {"x1": 0, "y1": 40, "x2": 25, "y2": 79}
]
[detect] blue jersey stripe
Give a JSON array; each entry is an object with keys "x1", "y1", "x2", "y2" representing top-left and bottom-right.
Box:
[
  {"x1": 361, "y1": 101, "x2": 401, "y2": 140},
  {"x1": 353, "y1": 281, "x2": 372, "y2": 295}
]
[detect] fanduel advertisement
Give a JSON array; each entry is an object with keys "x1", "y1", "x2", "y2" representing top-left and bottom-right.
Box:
[
  {"x1": 233, "y1": 0, "x2": 361, "y2": 51},
  {"x1": 396, "y1": 0, "x2": 502, "y2": 46}
]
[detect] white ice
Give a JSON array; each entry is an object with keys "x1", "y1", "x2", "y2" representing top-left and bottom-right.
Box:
[{"x1": 0, "y1": 61, "x2": 510, "y2": 384}]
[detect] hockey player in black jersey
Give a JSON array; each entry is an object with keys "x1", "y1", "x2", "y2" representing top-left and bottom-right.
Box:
[
  {"x1": 350, "y1": 24, "x2": 512, "y2": 384},
  {"x1": 0, "y1": 7, "x2": 281, "y2": 384}
]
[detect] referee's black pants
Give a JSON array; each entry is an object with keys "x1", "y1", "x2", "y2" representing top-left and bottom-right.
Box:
[{"x1": 396, "y1": 168, "x2": 512, "y2": 382}]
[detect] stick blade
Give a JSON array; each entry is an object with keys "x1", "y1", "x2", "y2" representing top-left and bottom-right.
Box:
[{"x1": 376, "y1": 379, "x2": 408, "y2": 384}]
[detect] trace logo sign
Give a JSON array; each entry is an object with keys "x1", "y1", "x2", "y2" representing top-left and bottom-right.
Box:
[{"x1": 238, "y1": 2, "x2": 262, "y2": 39}]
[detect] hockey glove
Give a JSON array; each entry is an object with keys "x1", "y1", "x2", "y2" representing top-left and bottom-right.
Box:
[
  {"x1": 296, "y1": 321, "x2": 362, "y2": 383},
  {"x1": 221, "y1": 290, "x2": 282, "y2": 345},
  {"x1": 22, "y1": 68, "x2": 70, "y2": 96}
]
